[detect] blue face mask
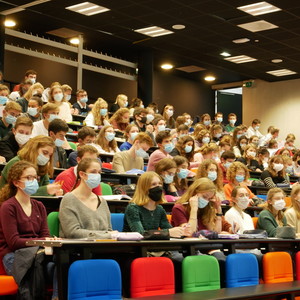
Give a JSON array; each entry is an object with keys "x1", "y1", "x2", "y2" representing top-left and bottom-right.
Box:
[
  {"x1": 55, "y1": 138, "x2": 64, "y2": 147},
  {"x1": 208, "y1": 171, "x2": 217, "y2": 182},
  {"x1": 100, "y1": 109, "x2": 107, "y2": 116},
  {"x1": 286, "y1": 166, "x2": 293, "y2": 174},
  {"x1": 204, "y1": 120, "x2": 211, "y2": 126},
  {"x1": 135, "y1": 148, "x2": 148, "y2": 158},
  {"x1": 37, "y1": 153, "x2": 49, "y2": 166},
  {"x1": 224, "y1": 162, "x2": 232, "y2": 169},
  {"x1": 184, "y1": 145, "x2": 193, "y2": 153},
  {"x1": 158, "y1": 125, "x2": 166, "y2": 132},
  {"x1": 130, "y1": 132, "x2": 139, "y2": 141},
  {"x1": 48, "y1": 114, "x2": 59, "y2": 122},
  {"x1": 5, "y1": 114, "x2": 17, "y2": 125},
  {"x1": 177, "y1": 168, "x2": 189, "y2": 179},
  {"x1": 164, "y1": 143, "x2": 174, "y2": 153},
  {"x1": 237, "y1": 134, "x2": 243, "y2": 139},
  {"x1": 80, "y1": 97, "x2": 88, "y2": 103},
  {"x1": 235, "y1": 174, "x2": 245, "y2": 183},
  {"x1": 22, "y1": 179, "x2": 39, "y2": 195},
  {"x1": 163, "y1": 174, "x2": 174, "y2": 184},
  {"x1": 198, "y1": 197, "x2": 209, "y2": 209},
  {"x1": 85, "y1": 173, "x2": 101, "y2": 189},
  {"x1": 202, "y1": 137, "x2": 210, "y2": 144},
  {"x1": 0, "y1": 96, "x2": 8, "y2": 105},
  {"x1": 105, "y1": 132, "x2": 115, "y2": 142},
  {"x1": 217, "y1": 117, "x2": 223, "y2": 123},
  {"x1": 27, "y1": 107, "x2": 38, "y2": 117},
  {"x1": 124, "y1": 102, "x2": 128, "y2": 107}
]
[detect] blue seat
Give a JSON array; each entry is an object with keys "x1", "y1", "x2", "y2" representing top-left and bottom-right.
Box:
[
  {"x1": 68, "y1": 259, "x2": 122, "y2": 300},
  {"x1": 111, "y1": 213, "x2": 124, "y2": 231},
  {"x1": 226, "y1": 253, "x2": 259, "y2": 288}
]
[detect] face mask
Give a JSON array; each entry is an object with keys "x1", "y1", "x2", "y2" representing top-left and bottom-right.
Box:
[
  {"x1": 5, "y1": 114, "x2": 17, "y2": 125},
  {"x1": 217, "y1": 117, "x2": 223, "y2": 123},
  {"x1": 235, "y1": 175, "x2": 245, "y2": 183},
  {"x1": 215, "y1": 133, "x2": 222, "y2": 139},
  {"x1": 100, "y1": 108, "x2": 108, "y2": 116},
  {"x1": 177, "y1": 168, "x2": 189, "y2": 179},
  {"x1": 54, "y1": 93, "x2": 63, "y2": 102},
  {"x1": 273, "y1": 163, "x2": 284, "y2": 172},
  {"x1": 229, "y1": 119, "x2": 236, "y2": 125},
  {"x1": 130, "y1": 132, "x2": 139, "y2": 141},
  {"x1": 179, "y1": 133, "x2": 187, "y2": 138},
  {"x1": 198, "y1": 197, "x2": 209, "y2": 209},
  {"x1": 27, "y1": 107, "x2": 38, "y2": 117},
  {"x1": 286, "y1": 166, "x2": 293, "y2": 174},
  {"x1": 207, "y1": 171, "x2": 217, "y2": 181},
  {"x1": 105, "y1": 132, "x2": 115, "y2": 142},
  {"x1": 157, "y1": 125, "x2": 166, "y2": 132},
  {"x1": 140, "y1": 104, "x2": 144, "y2": 108},
  {"x1": 203, "y1": 120, "x2": 211, "y2": 126},
  {"x1": 85, "y1": 173, "x2": 101, "y2": 189},
  {"x1": 148, "y1": 186, "x2": 163, "y2": 202},
  {"x1": 236, "y1": 196, "x2": 250, "y2": 210},
  {"x1": 263, "y1": 157, "x2": 269, "y2": 163},
  {"x1": 146, "y1": 114, "x2": 154, "y2": 123},
  {"x1": 247, "y1": 151, "x2": 256, "y2": 157},
  {"x1": 240, "y1": 143, "x2": 247, "y2": 149},
  {"x1": 140, "y1": 116, "x2": 147, "y2": 124},
  {"x1": 166, "y1": 109, "x2": 173, "y2": 117},
  {"x1": 0, "y1": 96, "x2": 8, "y2": 105},
  {"x1": 164, "y1": 143, "x2": 174, "y2": 153},
  {"x1": 255, "y1": 126, "x2": 260, "y2": 131},
  {"x1": 22, "y1": 179, "x2": 39, "y2": 195},
  {"x1": 184, "y1": 145, "x2": 193, "y2": 153},
  {"x1": 202, "y1": 137, "x2": 210, "y2": 144},
  {"x1": 48, "y1": 114, "x2": 59, "y2": 122},
  {"x1": 80, "y1": 97, "x2": 88, "y2": 103},
  {"x1": 286, "y1": 146, "x2": 293, "y2": 150},
  {"x1": 224, "y1": 162, "x2": 232, "y2": 169},
  {"x1": 15, "y1": 133, "x2": 30, "y2": 146},
  {"x1": 65, "y1": 95, "x2": 71, "y2": 101},
  {"x1": 29, "y1": 78, "x2": 36, "y2": 84},
  {"x1": 273, "y1": 199, "x2": 286, "y2": 211},
  {"x1": 124, "y1": 101, "x2": 128, "y2": 107},
  {"x1": 37, "y1": 153, "x2": 49, "y2": 166},
  {"x1": 163, "y1": 174, "x2": 174, "y2": 184},
  {"x1": 237, "y1": 134, "x2": 243, "y2": 139},
  {"x1": 55, "y1": 138, "x2": 64, "y2": 147},
  {"x1": 184, "y1": 122, "x2": 190, "y2": 126},
  {"x1": 135, "y1": 147, "x2": 148, "y2": 158}
]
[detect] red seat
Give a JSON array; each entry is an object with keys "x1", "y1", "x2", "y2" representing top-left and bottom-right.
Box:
[
  {"x1": 130, "y1": 257, "x2": 175, "y2": 298},
  {"x1": 102, "y1": 162, "x2": 112, "y2": 169},
  {"x1": 0, "y1": 259, "x2": 18, "y2": 295},
  {"x1": 295, "y1": 251, "x2": 300, "y2": 280}
]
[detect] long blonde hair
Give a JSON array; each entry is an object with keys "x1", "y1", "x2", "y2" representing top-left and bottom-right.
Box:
[
  {"x1": 91, "y1": 98, "x2": 109, "y2": 126},
  {"x1": 290, "y1": 184, "x2": 300, "y2": 219}
]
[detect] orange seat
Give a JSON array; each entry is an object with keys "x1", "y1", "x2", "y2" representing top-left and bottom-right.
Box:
[
  {"x1": 263, "y1": 252, "x2": 293, "y2": 284},
  {"x1": 166, "y1": 214, "x2": 172, "y2": 224},
  {"x1": 284, "y1": 196, "x2": 291, "y2": 207},
  {"x1": 0, "y1": 260, "x2": 18, "y2": 295},
  {"x1": 252, "y1": 217, "x2": 258, "y2": 229}
]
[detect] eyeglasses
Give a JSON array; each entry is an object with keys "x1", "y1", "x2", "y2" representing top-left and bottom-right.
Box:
[{"x1": 20, "y1": 175, "x2": 37, "y2": 181}]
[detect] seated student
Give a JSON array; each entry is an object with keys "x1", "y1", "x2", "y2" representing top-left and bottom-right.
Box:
[
  {"x1": 23, "y1": 95, "x2": 43, "y2": 122},
  {"x1": 155, "y1": 158, "x2": 178, "y2": 197},
  {"x1": 194, "y1": 128, "x2": 210, "y2": 149},
  {"x1": 162, "y1": 104, "x2": 176, "y2": 129},
  {"x1": 13, "y1": 69, "x2": 37, "y2": 91},
  {"x1": 119, "y1": 124, "x2": 139, "y2": 151},
  {"x1": 282, "y1": 155, "x2": 294, "y2": 178},
  {"x1": 9, "y1": 79, "x2": 32, "y2": 101},
  {"x1": 233, "y1": 135, "x2": 248, "y2": 159},
  {"x1": 200, "y1": 113, "x2": 212, "y2": 130},
  {"x1": 231, "y1": 126, "x2": 243, "y2": 146},
  {"x1": 112, "y1": 132, "x2": 153, "y2": 173},
  {"x1": 0, "y1": 136, "x2": 62, "y2": 196},
  {"x1": 212, "y1": 112, "x2": 225, "y2": 131},
  {"x1": 292, "y1": 150, "x2": 300, "y2": 176},
  {"x1": 237, "y1": 144, "x2": 260, "y2": 172},
  {"x1": 257, "y1": 187, "x2": 287, "y2": 237},
  {"x1": 225, "y1": 113, "x2": 237, "y2": 133},
  {"x1": 276, "y1": 147, "x2": 293, "y2": 157},
  {"x1": 285, "y1": 137, "x2": 296, "y2": 152},
  {"x1": 197, "y1": 159, "x2": 226, "y2": 201},
  {"x1": 257, "y1": 147, "x2": 270, "y2": 172},
  {"x1": 219, "y1": 150, "x2": 236, "y2": 183},
  {"x1": 267, "y1": 139, "x2": 279, "y2": 156},
  {"x1": 123, "y1": 171, "x2": 184, "y2": 238},
  {"x1": 0, "y1": 101, "x2": 22, "y2": 139},
  {"x1": 210, "y1": 124, "x2": 223, "y2": 143},
  {"x1": 72, "y1": 89, "x2": 91, "y2": 115},
  {"x1": 173, "y1": 156, "x2": 189, "y2": 196},
  {"x1": 219, "y1": 139, "x2": 232, "y2": 154},
  {"x1": 109, "y1": 108, "x2": 130, "y2": 132},
  {"x1": 147, "y1": 130, "x2": 174, "y2": 172},
  {"x1": 175, "y1": 124, "x2": 189, "y2": 140},
  {"x1": 132, "y1": 107, "x2": 148, "y2": 132},
  {"x1": 260, "y1": 126, "x2": 279, "y2": 147},
  {"x1": 129, "y1": 97, "x2": 143, "y2": 117},
  {"x1": 149, "y1": 116, "x2": 166, "y2": 145},
  {"x1": 68, "y1": 127, "x2": 97, "y2": 166},
  {"x1": 31, "y1": 103, "x2": 60, "y2": 137},
  {"x1": 223, "y1": 162, "x2": 256, "y2": 201},
  {"x1": 59, "y1": 158, "x2": 113, "y2": 239},
  {"x1": 93, "y1": 125, "x2": 120, "y2": 154},
  {"x1": 0, "y1": 116, "x2": 33, "y2": 162},
  {"x1": 249, "y1": 135, "x2": 259, "y2": 148},
  {"x1": 48, "y1": 119, "x2": 69, "y2": 169},
  {"x1": 84, "y1": 98, "x2": 110, "y2": 129},
  {"x1": 109, "y1": 94, "x2": 128, "y2": 113},
  {"x1": 246, "y1": 118, "x2": 263, "y2": 139},
  {"x1": 260, "y1": 155, "x2": 289, "y2": 188},
  {"x1": 285, "y1": 185, "x2": 300, "y2": 234},
  {"x1": 193, "y1": 143, "x2": 217, "y2": 164}
]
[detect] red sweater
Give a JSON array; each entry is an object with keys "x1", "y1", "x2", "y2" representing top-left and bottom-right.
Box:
[
  {"x1": 0, "y1": 197, "x2": 50, "y2": 258},
  {"x1": 55, "y1": 166, "x2": 102, "y2": 195}
]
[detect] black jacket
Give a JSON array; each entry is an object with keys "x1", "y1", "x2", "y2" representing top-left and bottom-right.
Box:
[{"x1": 0, "y1": 131, "x2": 20, "y2": 161}]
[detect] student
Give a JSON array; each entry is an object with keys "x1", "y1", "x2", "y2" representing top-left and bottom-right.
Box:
[
  {"x1": 219, "y1": 150, "x2": 236, "y2": 183},
  {"x1": 257, "y1": 187, "x2": 287, "y2": 237},
  {"x1": 84, "y1": 98, "x2": 110, "y2": 129},
  {"x1": 210, "y1": 124, "x2": 223, "y2": 143},
  {"x1": 48, "y1": 119, "x2": 69, "y2": 168},
  {"x1": 285, "y1": 185, "x2": 300, "y2": 234},
  {"x1": 9, "y1": 79, "x2": 32, "y2": 101},
  {"x1": 112, "y1": 132, "x2": 153, "y2": 173},
  {"x1": 61, "y1": 84, "x2": 72, "y2": 102},
  {"x1": 94, "y1": 125, "x2": 120, "y2": 154},
  {"x1": 13, "y1": 69, "x2": 37, "y2": 91},
  {"x1": 194, "y1": 128, "x2": 210, "y2": 149},
  {"x1": 162, "y1": 104, "x2": 175, "y2": 129},
  {"x1": 193, "y1": 143, "x2": 217, "y2": 164},
  {"x1": 129, "y1": 97, "x2": 143, "y2": 117},
  {"x1": 249, "y1": 135, "x2": 259, "y2": 148},
  {"x1": 233, "y1": 135, "x2": 248, "y2": 158},
  {"x1": 237, "y1": 144, "x2": 260, "y2": 172},
  {"x1": 23, "y1": 95, "x2": 43, "y2": 122},
  {"x1": 132, "y1": 107, "x2": 148, "y2": 132},
  {"x1": 147, "y1": 130, "x2": 174, "y2": 171},
  {"x1": 109, "y1": 94, "x2": 128, "y2": 113},
  {"x1": 72, "y1": 89, "x2": 91, "y2": 115},
  {"x1": 173, "y1": 156, "x2": 189, "y2": 196},
  {"x1": 0, "y1": 116, "x2": 33, "y2": 162},
  {"x1": 59, "y1": 158, "x2": 113, "y2": 239},
  {"x1": 175, "y1": 124, "x2": 189, "y2": 139},
  {"x1": 150, "y1": 116, "x2": 167, "y2": 145},
  {"x1": 0, "y1": 101, "x2": 22, "y2": 139},
  {"x1": 123, "y1": 171, "x2": 184, "y2": 238},
  {"x1": 260, "y1": 155, "x2": 289, "y2": 188},
  {"x1": 283, "y1": 155, "x2": 294, "y2": 177},
  {"x1": 119, "y1": 124, "x2": 139, "y2": 151},
  {"x1": 260, "y1": 127, "x2": 280, "y2": 147},
  {"x1": 292, "y1": 150, "x2": 300, "y2": 176},
  {"x1": 257, "y1": 147, "x2": 270, "y2": 172},
  {"x1": 200, "y1": 113, "x2": 211, "y2": 130},
  {"x1": 225, "y1": 113, "x2": 237, "y2": 133},
  {"x1": 0, "y1": 136, "x2": 62, "y2": 196},
  {"x1": 212, "y1": 112, "x2": 225, "y2": 131},
  {"x1": 109, "y1": 108, "x2": 130, "y2": 131},
  {"x1": 246, "y1": 118, "x2": 263, "y2": 139}
]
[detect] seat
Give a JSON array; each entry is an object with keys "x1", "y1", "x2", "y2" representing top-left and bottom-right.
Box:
[
  {"x1": 182, "y1": 255, "x2": 220, "y2": 293},
  {"x1": 68, "y1": 259, "x2": 122, "y2": 300},
  {"x1": 252, "y1": 217, "x2": 258, "y2": 229},
  {"x1": 111, "y1": 213, "x2": 124, "y2": 231},
  {"x1": 130, "y1": 257, "x2": 175, "y2": 297},
  {"x1": 226, "y1": 253, "x2": 259, "y2": 288},
  {"x1": 68, "y1": 141, "x2": 77, "y2": 151},
  {"x1": 100, "y1": 182, "x2": 113, "y2": 195},
  {"x1": 166, "y1": 214, "x2": 172, "y2": 224},
  {"x1": 295, "y1": 251, "x2": 300, "y2": 280},
  {"x1": 0, "y1": 260, "x2": 18, "y2": 295},
  {"x1": 263, "y1": 252, "x2": 293, "y2": 283},
  {"x1": 47, "y1": 212, "x2": 60, "y2": 237},
  {"x1": 102, "y1": 162, "x2": 113, "y2": 169}
]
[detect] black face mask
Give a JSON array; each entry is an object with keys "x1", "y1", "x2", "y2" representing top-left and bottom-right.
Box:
[
  {"x1": 140, "y1": 116, "x2": 147, "y2": 124},
  {"x1": 148, "y1": 186, "x2": 163, "y2": 202}
]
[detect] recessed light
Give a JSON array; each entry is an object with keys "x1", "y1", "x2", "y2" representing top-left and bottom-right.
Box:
[
  {"x1": 238, "y1": 2, "x2": 281, "y2": 16},
  {"x1": 172, "y1": 24, "x2": 185, "y2": 30},
  {"x1": 70, "y1": 37, "x2": 80, "y2": 45},
  {"x1": 232, "y1": 38, "x2": 250, "y2": 44},
  {"x1": 266, "y1": 69, "x2": 297, "y2": 76},
  {"x1": 224, "y1": 55, "x2": 257, "y2": 64},
  {"x1": 66, "y1": 2, "x2": 110, "y2": 16},
  {"x1": 4, "y1": 20, "x2": 16, "y2": 27},
  {"x1": 220, "y1": 52, "x2": 231, "y2": 57},
  {"x1": 271, "y1": 59, "x2": 283, "y2": 63},
  {"x1": 135, "y1": 26, "x2": 173, "y2": 37},
  {"x1": 238, "y1": 20, "x2": 278, "y2": 32},
  {"x1": 161, "y1": 64, "x2": 173, "y2": 70},
  {"x1": 204, "y1": 76, "x2": 216, "y2": 81}
]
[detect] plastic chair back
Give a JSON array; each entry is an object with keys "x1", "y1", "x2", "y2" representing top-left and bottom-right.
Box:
[
  {"x1": 182, "y1": 255, "x2": 220, "y2": 293},
  {"x1": 102, "y1": 162, "x2": 112, "y2": 169},
  {"x1": 68, "y1": 142, "x2": 77, "y2": 151},
  {"x1": 295, "y1": 251, "x2": 300, "y2": 280},
  {"x1": 0, "y1": 259, "x2": 18, "y2": 295},
  {"x1": 226, "y1": 253, "x2": 259, "y2": 287},
  {"x1": 100, "y1": 182, "x2": 113, "y2": 195},
  {"x1": 252, "y1": 217, "x2": 258, "y2": 229},
  {"x1": 111, "y1": 213, "x2": 124, "y2": 231},
  {"x1": 263, "y1": 252, "x2": 293, "y2": 283},
  {"x1": 166, "y1": 214, "x2": 172, "y2": 224},
  {"x1": 47, "y1": 212, "x2": 59, "y2": 237},
  {"x1": 257, "y1": 194, "x2": 267, "y2": 201},
  {"x1": 68, "y1": 259, "x2": 121, "y2": 300},
  {"x1": 131, "y1": 257, "x2": 175, "y2": 297}
]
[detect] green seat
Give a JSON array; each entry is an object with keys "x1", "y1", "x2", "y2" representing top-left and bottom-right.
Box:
[
  {"x1": 182, "y1": 255, "x2": 220, "y2": 293},
  {"x1": 47, "y1": 212, "x2": 60, "y2": 237},
  {"x1": 100, "y1": 182, "x2": 112, "y2": 195},
  {"x1": 68, "y1": 142, "x2": 77, "y2": 151}
]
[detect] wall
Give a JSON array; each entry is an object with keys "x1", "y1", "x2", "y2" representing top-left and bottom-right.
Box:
[{"x1": 243, "y1": 78, "x2": 300, "y2": 143}]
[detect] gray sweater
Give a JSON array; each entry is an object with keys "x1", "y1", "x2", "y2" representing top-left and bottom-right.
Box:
[{"x1": 59, "y1": 192, "x2": 112, "y2": 239}]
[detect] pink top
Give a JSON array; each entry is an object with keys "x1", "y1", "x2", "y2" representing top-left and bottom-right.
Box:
[{"x1": 147, "y1": 149, "x2": 172, "y2": 171}]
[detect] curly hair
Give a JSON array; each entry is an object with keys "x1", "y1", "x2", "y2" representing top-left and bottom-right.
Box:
[
  {"x1": 91, "y1": 98, "x2": 109, "y2": 126},
  {"x1": 226, "y1": 161, "x2": 249, "y2": 183},
  {"x1": 175, "y1": 136, "x2": 195, "y2": 161}
]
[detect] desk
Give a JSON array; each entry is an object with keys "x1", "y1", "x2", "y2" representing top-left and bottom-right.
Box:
[
  {"x1": 101, "y1": 172, "x2": 140, "y2": 185},
  {"x1": 250, "y1": 171, "x2": 300, "y2": 184},
  {"x1": 72, "y1": 115, "x2": 86, "y2": 122},
  {"x1": 26, "y1": 238, "x2": 300, "y2": 300},
  {"x1": 249, "y1": 185, "x2": 292, "y2": 196},
  {"x1": 129, "y1": 281, "x2": 300, "y2": 300}
]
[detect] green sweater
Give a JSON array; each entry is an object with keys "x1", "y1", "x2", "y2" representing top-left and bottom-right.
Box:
[
  {"x1": 0, "y1": 156, "x2": 50, "y2": 196},
  {"x1": 123, "y1": 203, "x2": 172, "y2": 234},
  {"x1": 257, "y1": 209, "x2": 287, "y2": 237}
]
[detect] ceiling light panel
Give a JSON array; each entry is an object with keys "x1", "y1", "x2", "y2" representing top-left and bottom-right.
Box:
[
  {"x1": 266, "y1": 69, "x2": 297, "y2": 76},
  {"x1": 134, "y1": 26, "x2": 173, "y2": 37},
  {"x1": 66, "y1": 2, "x2": 110, "y2": 16},
  {"x1": 224, "y1": 55, "x2": 257, "y2": 64},
  {"x1": 238, "y1": 20, "x2": 278, "y2": 32},
  {"x1": 237, "y1": 2, "x2": 281, "y2": 16}
]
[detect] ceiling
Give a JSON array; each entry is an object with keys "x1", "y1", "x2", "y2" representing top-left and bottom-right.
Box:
[{"x1": 1, "y1": 0, "x2": 300, "y2": 84}]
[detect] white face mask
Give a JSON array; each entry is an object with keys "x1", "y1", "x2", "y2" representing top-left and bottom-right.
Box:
[
  {"x1": 273, "y1": 199, "x2": 286, "y2": 211},
  {"x1": 273, "y1": 163, "x2": 284, "y2": 172},
  {"x1": 166, "y1": 109, "x2": 174, "y2": 117},
  {"x1": 236, "y1": 196, "x2": 250, "y2": 210},
  {"x1": 15, "y1": 133, "x2": 31, "y2": 145},
  {"x1": 247, "y1": 151, "x2": 256, "y2": 157}
]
